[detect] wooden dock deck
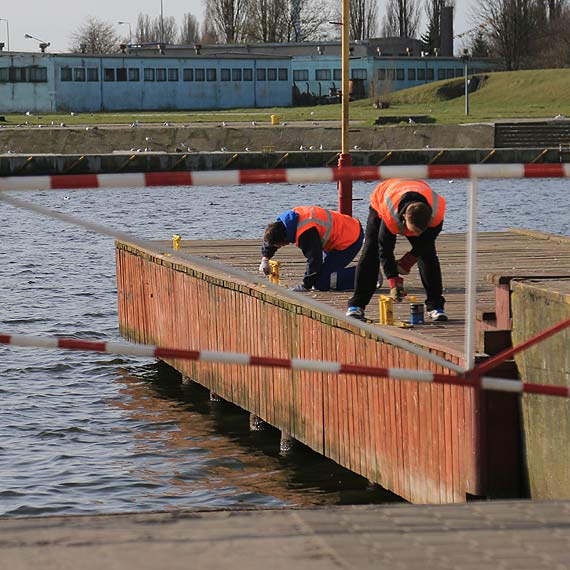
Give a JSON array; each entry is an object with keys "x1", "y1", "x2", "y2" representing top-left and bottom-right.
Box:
[{"x1": 115, "y1": 230, "x2": 570, "y2": 504}]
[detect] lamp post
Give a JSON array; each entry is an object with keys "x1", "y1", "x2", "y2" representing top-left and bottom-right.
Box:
[
  {"x1": 118, "y1": 21, "x2": 132, "y2": 44},
  {"x1": 160, "y1": 0, "x2": 165, "y2": 45},
  {"x1": 24, "y1": 33, "x2": 50, "y2": 53},
  {"x1": 461, "y1": 48, "x2": 471, "y2": 116},
  {"x1": 0, "y1": 19, "x2": 9, "y2": 51}
]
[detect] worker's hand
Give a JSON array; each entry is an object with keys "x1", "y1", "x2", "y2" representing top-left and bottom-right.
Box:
[
  {"x1": 259, "y1": 257, "x2": 271, "y2": 275},
  {"x1": 291, "y1": 283, "x2": 309, "y2": 292},
  {"x1": 396, "y1": 252, "x2": 418, "y2": 276},
  {"x1": 388, "y1": 277, "x2": 407, "y2": 302}
]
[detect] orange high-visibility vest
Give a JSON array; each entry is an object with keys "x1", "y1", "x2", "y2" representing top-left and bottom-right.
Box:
[
  {"x1": 292, "y1": 206, "x2": 361, "y2": 252},
  {"x1": 370, "y1": 179, "x2": 446, "y2": 236}
]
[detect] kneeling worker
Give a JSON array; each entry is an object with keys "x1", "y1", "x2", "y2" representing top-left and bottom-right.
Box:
[
  {"x1": 346, "y1": 178, "x2": 448, "y2": 321},
  {"x1": 259, "y1": 206, "x2": 363, "y2": 292}
]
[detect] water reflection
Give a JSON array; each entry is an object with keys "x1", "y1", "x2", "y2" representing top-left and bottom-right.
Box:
[{"x1": 115, "y1": 361, "x2": 402, "y2": 508}]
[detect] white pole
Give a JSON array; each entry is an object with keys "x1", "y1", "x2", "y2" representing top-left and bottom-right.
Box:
[{"x1": 464, "y1": 177, "x2": 478, "y2": 370}]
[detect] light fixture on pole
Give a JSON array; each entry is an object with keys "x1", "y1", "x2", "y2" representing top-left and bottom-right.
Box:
[
  {"x1": 118, "y1": 21, "x2": 132, "y2": 44},
  {"x1": 0, "y1": 19, "x2": 9, "y2": 51},
  {"x1": 24, "y1": 33, "x2": 50, "y2": 53},
  {"x1": 460, "y1": 48, "x2": 471, "y2": 116}
]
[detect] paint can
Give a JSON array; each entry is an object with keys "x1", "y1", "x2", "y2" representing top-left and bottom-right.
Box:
[
  {"x1": 409, "y1": 303, "x2": 424, "y2": 325},
  {"x1": 379, "y1": 295, "x2": 394, "y2": 325},
  {"x1": 269, "y1": 260, "x2": 280, "y2": 284}
]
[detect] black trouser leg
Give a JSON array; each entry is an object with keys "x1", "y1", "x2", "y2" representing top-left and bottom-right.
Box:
[{"x1": 348, "y1": 208, "x2": 380, "y2": 309}]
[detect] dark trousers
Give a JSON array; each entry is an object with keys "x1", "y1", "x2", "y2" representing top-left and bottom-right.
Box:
[{"x1": 348, "y1": 209, "x2": 445, "y2": 311}]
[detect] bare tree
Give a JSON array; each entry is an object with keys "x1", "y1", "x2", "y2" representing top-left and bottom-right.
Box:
[
  {"x1": 69, "y1": 16, "x2": 120, "y2": 53},
  {"x1": 350, "y1": 0, "x2": 378, "y2": 39},
  {"x1": 134, "y1": 13, "x2": 178, "y2": 44},
  {"x1": 421, "y1": 0, "x2": 454, "y2": 52},
  {"x1": 289, "y1": 0, "x2": 336, "y2": 41},
  {"x1": 204, "y1": 0, "x2": 249, "y2": 42},
  {"x1": 135, "y1": 14, "x2": 155, "y2": 43},
  {"x1": 382, "y1": 0, "x2": 420, "y2": 37},
  {"x1": 475, "y1": 0, "x2": 537, "y2": 69},
  {"x1": 244, "y1": 0, "x2": 290, "y2": 42},
  {"x1": 180, "y1": 13, "x2": 201, "y2": 43}
]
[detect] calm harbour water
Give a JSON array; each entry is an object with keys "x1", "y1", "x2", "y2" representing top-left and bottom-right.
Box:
[{"x1": 1, "y1": 178, "x2": 568, "y2": 517}]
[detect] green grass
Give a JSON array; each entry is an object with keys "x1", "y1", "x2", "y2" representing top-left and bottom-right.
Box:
[{"x1": 4, "y1": 68, "x2": 570, "y2": 126}]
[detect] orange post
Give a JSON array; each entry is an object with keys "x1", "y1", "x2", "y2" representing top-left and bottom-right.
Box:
[{"x1": 337, "y1": 153, "x2": 353, "y2": 215}]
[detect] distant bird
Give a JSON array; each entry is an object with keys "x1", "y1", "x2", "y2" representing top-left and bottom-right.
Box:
[
  {"x1": 70, "y1": 111, "x2": 76, "y2": 116},
  {"x1": 408, "y1": 117, "x2": 415, "y2": 124},
  {"x1": 425, "y1": 144, "x2": 430, "y2": 149},
  {"x1": 222, "y1": 121, "x2": 227, "y2": 127},
  {"x1": 221, "y1": 146, "x2": 228, "y2": 151},
  {"x1": 60, "y1": 122, "x2": 66, "y2": 127},
  {"x1": 251, "y1": 121, "x2": 256, "y2": 126},
  {"x1": 312, "y1": 121, "x2": 318, "y2": 126},
  {"x1": 163, "y1": 121, "x2": 170, "y2": 126},
  {"x1": 319, "y1": 144, "x2": 324, "y2": 150},
  {"x1": 309, "y1": 145, "x2": 315, "y2": 150},
  {"x1": 64, "y1": 196, "x2": 70, "y2": 201},
  {"x1": 85, "y1": 127, "x2": 91, "y2": 131},
  {"x1": 310, "y1": 111, "x2": 315, "y2": 115},
  {"x1": 51, "y1": 121, "x2": 55, "y2": 126},
  {"x1": 25, "y1": 111, "x2": 32, "y2": 116},
  {"x1": 244, "y1": 146, "x2": 250, "y2": 151},
  {"x1": 38, "y1": 125, "x2": 44, "y2": 128},
  {"x1": 353, "y1": 145, "x2": 360, "y2": 150},
  {"x1": 299, "y1": 145, "x2": 307, "y2": 151},
  {"x1": 281, "y1": 122, "x2": 287, "y2": 126},
  {"x1": 145, "y1": 136, "x2": 152, "y2": 141}
]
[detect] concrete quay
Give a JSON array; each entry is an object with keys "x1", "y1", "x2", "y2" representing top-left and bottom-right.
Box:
[{"x1": 2, "y1": 500, "x2": 570, "y2": 570}]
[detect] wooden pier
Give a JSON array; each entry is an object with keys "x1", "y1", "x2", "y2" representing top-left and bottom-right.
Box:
[{"x1": 115, "y1": 230, "x2": 570, "y2": 504}]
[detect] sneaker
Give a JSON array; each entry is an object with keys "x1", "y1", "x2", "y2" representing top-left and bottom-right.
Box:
[
  {"x1": 427, "y1": 309, "x2": 448, "y2": 322},
  {"x1": 346, "y1": 306, "x2": 365, "y2": 320}
]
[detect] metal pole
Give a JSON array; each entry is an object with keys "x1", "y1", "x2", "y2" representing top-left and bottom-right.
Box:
[
  {"x1": 160, "y1": 0, "x2": 165, "y2": 45},
  {"x1": 337, "y1": 0, "x2": 353, "y2": 215},
  {"x1": 464, "y1": 60, "x2": 469, "y2": 116},
  {"x1": 464, "y1": 177, "x2": 478, "y2": 371}
]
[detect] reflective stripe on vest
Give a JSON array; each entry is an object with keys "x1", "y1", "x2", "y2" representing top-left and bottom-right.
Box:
[{"x1": 297, "y1": 208, "x2": 333, "y2": 247}]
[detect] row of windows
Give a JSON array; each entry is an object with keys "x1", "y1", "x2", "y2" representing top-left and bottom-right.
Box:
[
  {"x1": 60, "y1": 66, "x2": 290, "y2": 83},
  {"x1": 292, "y1": 68, "x2": 368, "y2": 82},
  {"x1": 378, "y1": 67, "x2": 465, "y2": 81},
  {"x1": 0, "y1": 66, "x2": 48, "y2": 83}
]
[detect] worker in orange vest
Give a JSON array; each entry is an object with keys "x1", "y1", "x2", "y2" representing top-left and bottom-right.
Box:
[
  {"x1": 259, "y1": 206, "x2": 363, "y2": 291},
  {"x1": 346, "y1": 179, "x2": 448, "y2": 322}
]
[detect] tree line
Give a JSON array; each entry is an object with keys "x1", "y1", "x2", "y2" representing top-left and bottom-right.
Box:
[{"x1": 70, "y1": 0, "x2": 570, "y2": 70}]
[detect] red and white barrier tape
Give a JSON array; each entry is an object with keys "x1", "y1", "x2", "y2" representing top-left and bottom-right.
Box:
[
  {"x1": 1, "y1": 163, "x2": 570, "y2": 192},
  {"x1": 2, "y1": 332, "x2": 569, "y2": 398}
]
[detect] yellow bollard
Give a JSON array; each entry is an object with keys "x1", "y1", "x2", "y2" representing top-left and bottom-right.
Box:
[
  {"x1": 270, "y1": 114, "x2": 280, "y2": 125},
  {"x1": 172, "y1": 234, "x2": 181, "y2": 251},
  {"x1": 268, "y1": 260, "x2": 280, "y2": 284},
  {"x1": 379, "y1": 295, "x2": 394, "y2": 325}
]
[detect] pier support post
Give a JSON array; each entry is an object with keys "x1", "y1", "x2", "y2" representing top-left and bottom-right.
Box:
[
  {"x1": 279, "y1": 430, "x2": 295, "y2": 455},
  {"x1": 249, "y1": 413, "x2": 268, "y2": 431}
]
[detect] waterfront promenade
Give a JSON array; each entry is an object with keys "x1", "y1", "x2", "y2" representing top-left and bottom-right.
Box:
[{"x1": 3, "y1": 500, "x2": 570, "y2": 569}]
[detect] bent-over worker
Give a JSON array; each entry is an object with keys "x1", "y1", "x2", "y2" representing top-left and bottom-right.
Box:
[
  {"x1": 259, "y1": 206, "x2": 363, "y2": 292},
  {"x1": 346, "y1": 178, "x2": 448, "y2": 321}
]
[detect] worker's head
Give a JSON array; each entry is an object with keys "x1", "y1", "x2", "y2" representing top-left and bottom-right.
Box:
[
  {"x1": 403, "y1": 202, "x2": 432, "y2": 235},
  {"x1": 264, "y1": 221, "x2": 288, "y2": 247}
]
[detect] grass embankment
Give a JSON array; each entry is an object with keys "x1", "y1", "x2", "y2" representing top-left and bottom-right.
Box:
[{"x1": 4, "y1": 68, "x2": 570, "y2": 127}]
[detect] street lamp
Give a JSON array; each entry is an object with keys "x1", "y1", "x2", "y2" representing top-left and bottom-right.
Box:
[
  {"x1": 0, "y1": 19, "x2": 9, "y2": 51},
  {"x1": 461, "y1": 48, "x2": 471, "y2": 116},
  {"x1": 24, "y1": 33, "x2": 50, "y2": 53},
  {"x1": 118, "y1": 21, "x2": 132, "y2": 44}
]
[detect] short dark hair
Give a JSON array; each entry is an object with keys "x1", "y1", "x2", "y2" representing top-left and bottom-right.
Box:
[
  {"x1": 405, "y1": 202, "x2": 432, "y2": 232},
  {"x1": 263, "y1": 221, "x2": 287, "y2": 246}
]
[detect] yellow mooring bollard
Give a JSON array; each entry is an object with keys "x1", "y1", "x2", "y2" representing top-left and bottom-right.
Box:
[
  {"x1": 270, "y1": 114, "x2": 280, "y2": 125},
  {"x1": 268, "y1": 260, "x2": 280, "y2": 284},
  {"x1": 379, "y1": 295, "x2": 394, "y2": 325},
  {"x1": 172, "y1": 234, "x2": 181, "y2": 251}
]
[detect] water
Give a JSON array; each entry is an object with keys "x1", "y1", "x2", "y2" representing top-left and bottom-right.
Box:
[{"x1": 1, "y1": 178, "x2": 568, "y2": 517}]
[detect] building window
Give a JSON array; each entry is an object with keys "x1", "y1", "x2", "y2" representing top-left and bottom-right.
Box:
[
  {"x1": 86, "y1": 68, "x2": 98, "y2": 82},
  {"x1": 207, "y1": 68, "x2": 217, "y2": 81},
  {"x1": 128, "y1": 68, "x2": 140, "y2": 81},
  {"x1": 144, "y1": 68, "x2": 155, "y2": 81},
  {"x1": 232, "y1": 68, "x2": 242, "y2": 81},
  {"x1": 417, "y1": 68, "x2": 425, "y2": 80},
  {"x1": 116, "y1": 68, "x2": 127, "y2": 82},
  {"x1": 407, "y1": 68, "x2": 416, "y2": 80},
  {"x1": 183, "y1": 68, "x2": 193, "y2": 81},
  {"x1": 446, "y1": 68, "x2": 455, "y2": 79},
  {"x1": 74, "y1": 68, "x2": 86, "y2": 82},
  {"x1": 352, "y1": 68, "x2": 367, "y2": 80},
  {"x1": 104, "y1": 68, "x2": 115, "y2": 82},
  {"x1": 293, "y1": 69, "x2": 308, "y2": 81},
  {"x1": 221, "y1": 68, "x2": 230, "y2": 81},
  {"x1": 278, "y1": 68, "x2": 288, "y2": 81},
  {"x1": 0, "y1": 68, "x2": 8, "y2": 82},
  {"x1": 267, "y1": 68, "x2": 277, "y2": 81},
  {"x1": 377, "y1": 68, "x2": 386, "y2": 80},
  {"x1": 333, "y1": 68, "x2": 342, "y2": 81},
  {"x1": 396, "y1": 68, "x2": 404, "y2": 81},
  {"x1": 61, "y1": 67, "x2": 72, "y2": 82},
  {"x1": 195, "y1": 68, "x2": 205, "y2": 81},
  {"x1": 386, "y1": 68, "x2": 395, "y2": 81},
  {"x1": 156, "y1": 68, "x2": 166, "y2": 81},
  {"x1": 455, "y1": 68, "x2": 463, "y2": 78},
  {"x1": 438, "y1": 68, "x2": 446, "y2": 80},
  {"x1": 257, "y1": 68, "x2": 266, "y2": 81},
  {"x1": 29, "y1": 66, "x2": 47, "y2": 83},
  {"x1": 426, "y1": 68, "x2": 434, "y2": 81},
  {"x1": 168, "y1": 68, "x2": 178, "y2": 81},
  {"x1": 315, "y1": 69, "x2": 331, "y2": 80},
  {"x1": 243, "y1": 68, "x2": 252, "y2": 81}
]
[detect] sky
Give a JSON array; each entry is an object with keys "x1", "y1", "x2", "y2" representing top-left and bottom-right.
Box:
[{"x1": 1, "y1": 0, "x2": 474, "y2": 54}]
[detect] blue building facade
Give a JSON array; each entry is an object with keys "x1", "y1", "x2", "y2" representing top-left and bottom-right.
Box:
[{"x1": 0, "y1": 48, "x2": 494, "y2": 113}]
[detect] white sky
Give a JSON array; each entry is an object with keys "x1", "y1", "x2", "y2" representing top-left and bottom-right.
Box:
[{"x1": 1, "y1": 0, "x2": 474, "y2": 53}]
